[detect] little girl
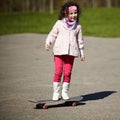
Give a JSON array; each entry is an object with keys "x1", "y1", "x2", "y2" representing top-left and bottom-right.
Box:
[{"x1": 45, "y1": 1, "x2": 85, "y2": 100}]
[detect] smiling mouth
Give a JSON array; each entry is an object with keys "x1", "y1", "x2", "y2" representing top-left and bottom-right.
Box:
[{"x1": 71, "y1": 18, "x2": 76, "y2": 21}]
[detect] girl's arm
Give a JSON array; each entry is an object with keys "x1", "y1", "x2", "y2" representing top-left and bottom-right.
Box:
[
  {"x1": 77, "y1": 26, "x2": 85, "y2": 61},
  {"x1": 45, "y1": 21, "x2": 59, "y2": 51}
]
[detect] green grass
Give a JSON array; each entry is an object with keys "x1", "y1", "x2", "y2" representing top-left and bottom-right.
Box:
[
  {"x1": 0, "y1": 8, "x2": 120, "y2": 37},
  {"x1": 0, "y1": 12, "x2": 57, "y2": 35},
  {"x1": 81, "y1": 8, "x2": 120, "y2": 37}
]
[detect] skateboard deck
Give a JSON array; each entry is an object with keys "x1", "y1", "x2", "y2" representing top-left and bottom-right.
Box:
[{"x1": 28, "y1": 96, "x2": 83, "y2": 109}]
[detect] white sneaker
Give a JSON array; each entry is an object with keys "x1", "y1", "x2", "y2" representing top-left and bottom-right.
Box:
[
  {"x1": 52, "y1": 82, "x2": 61, "y2": 101},
  {"x1": 62, "y1": 82, "x2": 70, "y2": 100},
  {"x1": 52, "y1": 93, "x2": 60, "y2": 101}
]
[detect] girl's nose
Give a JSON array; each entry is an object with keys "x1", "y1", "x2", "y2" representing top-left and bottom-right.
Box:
[{"x1": 72, "y1": 13, "x2": 75, "y2": 16}]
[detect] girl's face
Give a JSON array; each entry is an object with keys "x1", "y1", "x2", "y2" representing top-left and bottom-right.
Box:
[{"x1": 68, "y1": 10, "x2": 78, "y2": 22}]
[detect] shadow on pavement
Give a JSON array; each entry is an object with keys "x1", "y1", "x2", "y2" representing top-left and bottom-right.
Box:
[
  {"x1": 81, "y1": 91, "x2": 117, "y2": 102},
  {"x1": 33, "y1": 91, "x2": 117, "y2": 109}
]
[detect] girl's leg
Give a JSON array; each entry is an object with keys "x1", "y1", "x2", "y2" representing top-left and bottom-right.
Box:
[
  {"x1": 53, "y1": 55, "x2": 63, "y2": 82},
  {"x1": 52, "y1": 55, "x2": 63, "y2": 100},
  {"x1": 63, "y1": 55, "x2": 75, "y2": 83},
  {"x1": 62, "y1": 55, "x2": 75, "y2": 100}
]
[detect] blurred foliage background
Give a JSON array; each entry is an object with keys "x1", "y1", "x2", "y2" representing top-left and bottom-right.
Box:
[
  {"x1": 0, "y1": 0, "x2": 120, "y2": 37},
  {"x1": 0, "y1": 0, "x2": 120, "y2": 13}
]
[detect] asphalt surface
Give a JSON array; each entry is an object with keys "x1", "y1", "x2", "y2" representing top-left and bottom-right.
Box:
[{"x1": 0, "y1": 34, "x2": 120, "y2": 120}]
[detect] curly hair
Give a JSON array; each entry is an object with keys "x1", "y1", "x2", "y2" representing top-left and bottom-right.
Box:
[{"x1": 58, "y1": 1, "x2": 81, "y2": 22}]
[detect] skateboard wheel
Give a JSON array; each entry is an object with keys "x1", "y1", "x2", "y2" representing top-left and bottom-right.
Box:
[
  {"x1": 43, "y1": 105, "x2": 48, "y2": 109},
  {"x1": 36, "y1": 103, "x2": 43, "y2": 109},
  {"x1": 72, "y1": 102, "x2": 77, "y2": 106}
]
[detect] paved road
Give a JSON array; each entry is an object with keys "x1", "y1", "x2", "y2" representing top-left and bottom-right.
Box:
[{"x1": 0, "y1": 34, "x2": 120, "y2": 120}]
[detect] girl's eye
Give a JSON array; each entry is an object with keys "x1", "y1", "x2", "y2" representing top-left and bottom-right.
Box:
[{"x1": 70, "y1": 12, "x2": 77, "y2": 15}]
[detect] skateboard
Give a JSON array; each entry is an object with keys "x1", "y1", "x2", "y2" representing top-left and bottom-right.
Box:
[{"x1": 28, "y1": 96, "x2": 83, "y2": 109}]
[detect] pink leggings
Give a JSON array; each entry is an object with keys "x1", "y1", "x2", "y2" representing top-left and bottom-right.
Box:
[{"x1": 53, "y1": 55, "x2": 75, "y2": 83}]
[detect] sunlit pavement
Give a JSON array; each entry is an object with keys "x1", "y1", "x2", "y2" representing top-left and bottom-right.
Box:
[{"x1": 0, "y1": 34, "x2": 120, "y2": 120}]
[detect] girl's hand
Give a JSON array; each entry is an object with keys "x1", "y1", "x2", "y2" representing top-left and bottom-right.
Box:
[
  {"x1": 45, "y1": 44, "x2": 50, "y2": 51},
  {"x1": 80, "y1": 56, "x2": 85, "y2": 61}
]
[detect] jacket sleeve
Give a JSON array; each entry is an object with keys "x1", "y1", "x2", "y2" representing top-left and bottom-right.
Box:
[
  {"x1": 46, "y1": 20, "x2": 59, "y2": 45},
  {"x1": 77, "y1": 25, "x2": 84, "y2": 57}
]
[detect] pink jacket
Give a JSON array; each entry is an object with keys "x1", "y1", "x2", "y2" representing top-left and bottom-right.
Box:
[{"x1": 46, "y1": 20, "x2": 84, "y2": 57}]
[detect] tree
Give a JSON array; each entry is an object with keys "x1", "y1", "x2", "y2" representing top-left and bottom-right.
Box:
[
  {"x1": 50, "y1": 0, "x2": 54, "y2": 14},
  {"x1": 106, "y1": 0, "x2": 112, "y2": 8}
]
